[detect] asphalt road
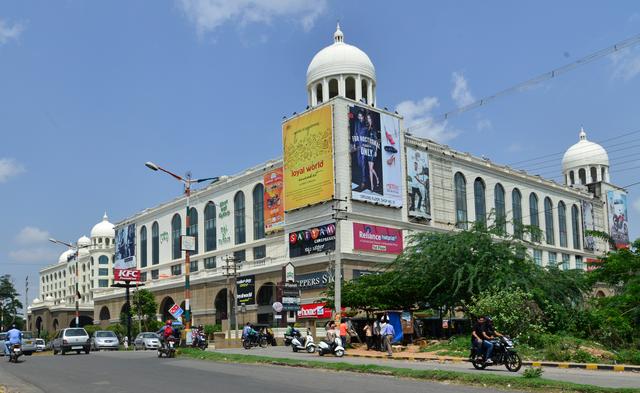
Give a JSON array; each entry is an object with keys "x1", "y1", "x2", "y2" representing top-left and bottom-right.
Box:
[
  {"x1": 217, "y1": 346, "x2": 640, "y2": 389},
  {"x1": 0, "y1": 351, "x2": 518, "y2": 393}
]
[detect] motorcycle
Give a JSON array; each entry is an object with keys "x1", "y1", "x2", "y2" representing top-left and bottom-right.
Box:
[
  {"x1": 291, "y1": 330, "x2": 316, "y2": 353},
  {"x1": 242, "y1": 334, "x2": 267, "y2": 350},
  {"x1": 470, "y1": 336, "x2": 522, "y2": 372},
  {"x1": 191, "y1": 332, "x2": 208, "y2": 351},
  {"x1": 157, "y1": 337, "x2": 177, "y2": 358},
  {"x1": 8, "y1": 343, "x2": 23, "y2": 363},
  {"x1": 317, "y1": 337, "x2": 344, "y2": 357}
]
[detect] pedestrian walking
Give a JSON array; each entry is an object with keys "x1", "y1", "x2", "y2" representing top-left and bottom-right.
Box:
[
  {"x1": 363, "y1": 322, "x2": 373, "y2": 350},
  {"x1": 339, "y1": 319, "x2": 348, "y2": 348},
  {"x1": 381, "y1": 321, "x2": 395, "y2": 357},
  {"x1": 123, "y1": 336, "x2": 129, "y2": 351},
  {"x1": 373, "y1": 318, "x2": 382, "y2": 351}
]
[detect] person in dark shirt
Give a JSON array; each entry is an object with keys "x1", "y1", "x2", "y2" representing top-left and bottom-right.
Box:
[{"x1": 471, "y1": 316, "x2": 494, "y2": 364}]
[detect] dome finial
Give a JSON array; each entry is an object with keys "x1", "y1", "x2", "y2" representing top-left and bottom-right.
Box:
[
  {"x1": 334, "y1": 21, "x2": 343, "y2": 43},
  {"x1": 103, "y1": 211, "x2": 108, "y2": 221},
  {"x1": 579, "y1": 126, "x2": 587, "y2": 141}
]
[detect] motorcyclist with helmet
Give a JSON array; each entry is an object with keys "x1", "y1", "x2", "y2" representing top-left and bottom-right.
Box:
[
  {"x1": 4, "y1": 324, "x2": 22, "y2": 356},
  {"x1": 157, "y1": 320, "x2": 175, "y2": 349}
]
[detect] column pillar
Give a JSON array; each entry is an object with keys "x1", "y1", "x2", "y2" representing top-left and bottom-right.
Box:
[
  {"x1": 338, "y1": 75, "x2": 345, "y2": 97},
  {"x1": 355, "y1": 75, "x2": 362, "y2": 102},
  {"x1": 368, "y1": 82, "x2": 374, "y2": 106},
  {"x1": 322, "y1": 78, "x2": 329, "y2": 102},
  {"x1": 311, "y1": 86, "x2": 317, "y2": 107}
]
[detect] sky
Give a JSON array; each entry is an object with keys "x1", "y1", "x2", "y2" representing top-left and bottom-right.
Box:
[{"x1": 1, "y1": 1, "x2": 640, "y2": 304}]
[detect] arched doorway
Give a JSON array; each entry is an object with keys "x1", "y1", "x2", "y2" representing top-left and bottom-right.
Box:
[
  {"x1": 214, "y1": 289, "x2": 232, "y2": 325},
  {"x1": 72, "y1": 315, "x2": 93, "y2": 327},
  {"x1": 35, "y1": 317, "x2": 43, "y2": 337},
  {"x1": 256, "y1": 282, "x2": 275, "y2": 324},
  {"x1": 99, "y1": 306, "x2": 111, "y2": 322},
  {"x1": 52, "y1": 319, "x2": 59, "y2": 331},
  {"x1": 159, "y1": 296, "x2": 175, "y2": 322},
  {"x1": 596, "y1": 290, "x2": 606, "y2": 298}
]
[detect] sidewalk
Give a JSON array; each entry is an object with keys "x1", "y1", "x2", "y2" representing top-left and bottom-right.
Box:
[{"x1": 345, "y1": 347, "x2": 640, "y2": 372}]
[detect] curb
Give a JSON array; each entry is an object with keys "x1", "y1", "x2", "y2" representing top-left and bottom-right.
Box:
[{"x1": 345, "y1": 353, "x2": 640, "y2": 372}]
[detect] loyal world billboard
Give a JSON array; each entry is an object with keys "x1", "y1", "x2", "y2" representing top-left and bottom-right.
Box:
[
  {"x1": 289, "y1": 222, "x2": 336, "y2": 258},
  {"x1": 264, "y1": 168, "x2": 285, "y2": 233},
  {"x1": 353, "y1": 223, "x2": 403, "y2": 254},
  {"x1": 283, "y1": 105, "x2": 334, "y2": 211},
  {"x1": 114, "y1": 223, "x2": 136, "y2": 270},
  {"x1": 349, "y1": 105, "x2": 402, "y2": 207},
  {"x1": 606, "y1": 190, "x2": 630, "y2": 248},
  {"x1": 406, "y1": 146, "x2": 431, "y2": 218}
]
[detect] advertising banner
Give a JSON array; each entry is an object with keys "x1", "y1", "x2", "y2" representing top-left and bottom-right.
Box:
[
  {"x1": 295, "y1": 270, "x2": 334, "y2": 290},
  {"x1": 349, "y1": 105, "x2": 402, "y2": 207},
  {"x1": 288, "y1": 222, "x2": 336, "y2": 258},
  {"x1": 168, "y1": 304, "x2": 184, "y2": 319},
  {"x1": 406, "y1": 146, "x2": 431, "y2": 218},
  {"x1": 283, "y1": 106, "x2": 334, "y2": 211},
  {"x1": 297, "y1": 302, "x2": 332, "y2": 319},
  {"x1": 217, "y1": 199, "x2": 232, "y2": 248},
  {"x1": 607, "y1": 190, "x2": 630, "y2": 248},
  {"x1": 353, "y1": 223, "x2": 403, "y2": 254},
  {"x1": 236, "y1": 275, "x2": 255, "y2": 306},
  {"x1": 582, "y1": 201, "x2": 596, "y2": 251},
  {"x1": 281, "y1": 282, "x2": 300, "y2": 311},
  {"x1": 114, "y1": 268, "x2": 141, "y2": 282},
  {"x1": 264, "y1": 168, "x2": 285, "y2": 233},
  {"x1": 115, "y1": 223, "x2": 136, "y2": 270}
]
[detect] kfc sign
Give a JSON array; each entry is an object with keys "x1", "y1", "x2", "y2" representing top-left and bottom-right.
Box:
[
  {"x1": 296, "y1": 302, "x2": 332, "y2": 319},
  {"x1": 114, "y1": 268, "x2": 141, "y2": 282}
]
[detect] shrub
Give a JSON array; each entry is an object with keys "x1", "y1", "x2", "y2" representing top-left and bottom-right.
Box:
[
  {"x1": 544, "y1": 343, "x2": 572, "y2": 362},
  {"x1": 522, "y1": 367, "x2": 544, "y2": 378},
  {"x1": 204, "y1": 324, "x2": 221, "y2": 338},
  {"x1": 615, "y1": 349, "x2": 640, "y2": 365},
  {"x1": 573, "y1": 349, "x2": 597, "y2": 364}
]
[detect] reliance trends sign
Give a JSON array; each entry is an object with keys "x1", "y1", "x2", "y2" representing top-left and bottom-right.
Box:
[
  {"x1": 115, "y1": 223, "x2": 136, "y2": 270},
  {"x1": 353, "y1": 223, "x2": 403, "y2": 254},
  {"x1": 289, "y1": 223, "x2": 336, "y2": 258}
]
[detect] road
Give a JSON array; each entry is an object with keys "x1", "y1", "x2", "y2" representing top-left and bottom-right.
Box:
[
  {"x1": 216, "y1": 346, "x2": 640, "y2": 389},
  {"x1": 0, "y1": 351, "x2": 517, "y2": 393}
]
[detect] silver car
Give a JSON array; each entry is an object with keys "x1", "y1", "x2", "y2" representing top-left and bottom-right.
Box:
[
  {"x1": 0, "y1": 333, "x2": 6, "y2": 356},
  {"x1": 134, "y1": 332, "x2": 160, "y2": 350},
  {"x1": 35, "y1": 338, "x2": 46, "y2": 352},
  {"x1": 90, "y1": 331, "x2": 120, "y2": 351},
  {"x1": 21, "y1": 331, "x2": 37, "y2": 355},
  {"x1": 52, "y1": 328, "x2": 90, "y2": 355}
]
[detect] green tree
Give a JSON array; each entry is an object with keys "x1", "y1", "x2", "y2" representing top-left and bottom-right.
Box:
[
  {"x1": 0, "y1": 275, "x2": 23, "y2": 330},
  {"x1": 132, "y1": 289, "x2": 158, "y2": 332}
]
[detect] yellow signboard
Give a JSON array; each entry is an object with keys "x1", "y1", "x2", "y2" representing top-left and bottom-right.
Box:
[{"x1": 283, "y1": 105, "x2": 334, "y2": 211}]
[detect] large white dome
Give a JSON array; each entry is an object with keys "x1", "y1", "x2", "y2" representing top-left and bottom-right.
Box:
[
  {"x1": 58, "y1": 249, "x2": 75, "y2": 263},
  {"x1": 91, "y1": 212, "x2": 115, "y2": 238},
  {"x1": 306, "y1": 24, "x2": 376, "y2": 87},
  {"x1": 77, "y1": 235, "x2": 91, "y2": 247},
  {"x1": 562, "y1": 128, "x2": 609, "y2": 171}
]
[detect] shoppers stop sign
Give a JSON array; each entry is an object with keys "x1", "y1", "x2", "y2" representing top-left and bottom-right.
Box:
[
  {"x1": 296, "y1": 302, "x2": 332, "y2": 319},
  {"x1": 114, "y1": 268, "x2": 141, "y2": 282}
]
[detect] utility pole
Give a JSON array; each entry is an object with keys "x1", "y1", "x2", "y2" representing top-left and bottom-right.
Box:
[
  {"x1": 25, "y1": 276, "x2": 29, "y2": 329},
  {"x1": 331, "y1": 182, "x2": 348, "y2": 325},
  {"x1": 222, "y1": 256, "x2": 238, "y2": 340}
]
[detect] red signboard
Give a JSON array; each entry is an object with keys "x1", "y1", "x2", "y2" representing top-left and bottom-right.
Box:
[
  {"x1": 353, "y1": 223, "x2": 403, "y2": 254},
  {"x1": 114, "y1": 268, "x2": 141, "y2": 282},
  {"x1": 297, "y1": 302, "x2": 332, "y2": 319},
  {"x1": 586, "y1": 258, "x2": 603, "y2": 272}
]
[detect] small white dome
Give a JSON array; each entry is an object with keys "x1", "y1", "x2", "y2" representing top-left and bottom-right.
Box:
[
  {"x1": 562, "y1": 128, "x2": 609, "y2": 171},
  {"x1": 91, "y1": 212, "x2": 115, "y2": 238},
  {"x1": 59, "y1": 299, "x2": 66, "y2": 304},
  {"x1": 306, "y1": 23, "x2": 376, "y2": 87},
  {"x1": 45, "y1": 295, "x2": 54, "y2": 302},
  {"x1": 77, "y1": 235, "x2": 91, "y2": 247},
  {"x1": 33, "y1": 298, "x2": 42, "y2": 304},
  {"x1": 58, "y1": 249, "x2": 75, "y2": 264}
]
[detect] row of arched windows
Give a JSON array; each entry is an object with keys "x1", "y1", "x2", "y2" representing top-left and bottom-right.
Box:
[
  {"x1": 454, "y1": 172, "x2": 582, "y2": 250},
  {"x1": 139, "y1": 184, "x2": 265, "y2": 267}
]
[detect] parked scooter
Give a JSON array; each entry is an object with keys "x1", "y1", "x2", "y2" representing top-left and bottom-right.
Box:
[
  {"x1": 158, "y1": 337, "x2": 177, "y2": 358},
  {"x1": 192, "y1": 332, "x2": 208, "y2": 351},
  {"x1": 291, "y1": 329, "x2": 315, "y2": 353},
  {"x1": 317, "y1": 336, "x2": 344, "y2": 357},
  {"x1": 8, "y1": 343, "x2": 23, "y2": 363}
]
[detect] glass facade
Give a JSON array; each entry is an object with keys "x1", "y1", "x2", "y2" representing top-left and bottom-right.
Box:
[
  {"x1": 234, "y1": 191, "x2": 246, "y2": 244},
  {"x1": 474, "y1": 178, "x2": 486, "y2": 226}
]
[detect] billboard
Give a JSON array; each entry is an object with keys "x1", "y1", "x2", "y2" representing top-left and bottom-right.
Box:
[
  {"x1": 582, "y1": 201, "x2": 596, "y2": 251},
  {"x1": 353, "y1": 223, "x2": 403, "y2": 254},
  {"x1": 606, "y1": 190, "x2": 630, "y2": 248},
  {"x1": 283, "y1": 106, "x2": 334, "y2": 211},
  {"x1": 297, "y1": 302, "x2": 332, "y2": 319},
  {"x1": 288, "y1": 222, "x2": 336, "y2": 258},
  {"x1": 114, "y1": 223, "x2": 136, "y2": 270},
  {"x1": 114, "y1": 269, "x2": 141, "y2": 282},
  {"x1": 236, "y1": 275, "x2": 255, "y2": 306},
  {"x1": 264, "y1": 168, "x2": 285, "y2": 233},
  {"x1": 349, "y1": 105, "x2": 402, "y2": 207},
  {"x1": 406, "y1": 146, "x2": 431, "y2": 218}
]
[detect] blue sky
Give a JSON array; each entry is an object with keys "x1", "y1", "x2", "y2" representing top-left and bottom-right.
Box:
[{"x1": 1, "y1": 1, "x2": 640, "y2": 302}]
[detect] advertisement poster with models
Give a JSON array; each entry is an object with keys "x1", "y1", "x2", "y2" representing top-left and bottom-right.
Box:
[
  {"x1": 349, "y1": 105, "x2": 402, "y2": 207},
  {"x1": 114, "y1": 223, "x2": 136, "y2": 270},
  {"x1": 264, "y1": 168, "x2": 284, "y2": 233},
  {"x1": 606, "y1": 190, "x2": 630, "y2": 248},
  {"x1": 353, "y1": 223, "x2": 403, "y2": 254},
  {"x1": 283, "y1": 105, "x2": 334, "y2": 211},
  {"x1": 289, "y1": 222, "x2": 336, "y2": 258},
  {"x1": 406, "y1": 146, "x2": 431, "y2": 218},
  {"x1": 582, "y1": 201, "x2": 596, "y2": 251}
]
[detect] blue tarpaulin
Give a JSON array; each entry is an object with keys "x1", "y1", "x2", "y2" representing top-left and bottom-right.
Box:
[{"x1": 387, "y1": 311, "x2": 403, "y2": 344}]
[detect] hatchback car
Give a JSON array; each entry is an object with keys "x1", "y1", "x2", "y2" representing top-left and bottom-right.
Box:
[
  {"x1": 90, "y1": 331, "x2": 119, "y2": 351},
  {"x1": 35, "y1": 338, "x2": 46, "y2": 352},
  {"x1": 134, "y1": 332, "x2": 160, "y2": 350},
  {"x1": 52, "y1": 328, "x2": 90, "y2": 355},
  {"x1": 0, "y1": 333, "x2": 6, "y2": 356},
  {"x1": 21, "y1": 331, "x2": 37, "y2": 355}
]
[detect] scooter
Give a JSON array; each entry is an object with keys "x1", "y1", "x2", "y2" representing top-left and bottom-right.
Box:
[
  {"x1": 291, "y1": 330, "x2": 316, "y2": 353},
  {"x1": 8, "y1": 343, "x2": 23, "y2": 363},
  {"x1": 317, "y1": 337, "x2": 344, "y2": 357},
  {"x1": 157, "y1": 337, "x2": 176, "y2": 358},
  {"x1": 192, "y1": 333, "x2": 208, "y2": 351}
]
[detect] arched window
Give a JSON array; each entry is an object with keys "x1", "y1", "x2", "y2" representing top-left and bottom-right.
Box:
[
  {"x1": 578, "y1": 168, "x2": 586, "y2": 184},
  {"x1": 234, "y1": 191, "x2": 246, "y2": 244},
  {"x1": 140, "y1": 226, "x2": 147, "y2": 268},
  {"x1": 544, "y1": 197, "x2": 555, "y2": 245},
  {"x1": 345, "y1": 77, "x2": 356, "y2": 100},
  {"x1": 361, "y1": 80, "x2": 368, "y2": 103},
  {"x1": 171, "y1": 214, "x2": 182, "y2": 260},
  {"x1": 601, "y1": 167, "x2": 606, "y2": 181},
  {"x1": 204, "y1": 202, "x2": 216, "y2": 252},
  {"x1": 151, "y1": 222, "x2": 159, "y2": 265},
  {"x1": 590, "y1": 167, "x2": 597, "y2": 183},
  {"x1": 529, "y1": 193, "x2": 540, "y2": 242},
  {"x1": 328, "y1": 79, "x2": 338, "y2": 99},
  {"x1": 99, "y1": 255, "x2": 108, "y2": 265},
  {"x1": 569, "y1": 171, "x2": 575, "y2": 185},
  {"x1": 494, "y1": 183, "x2": 506, "y2": 233},
  {"x1": 558, "y1": 201, "x2": 568, "y2": 247},
  {"x1": 474, "y1": 178, "x2": 486, "y2": 226},
  {"x1": 253, "y1": 184, "x2": 265, "y2": 240},
  {"x1": 188, "y1": 207, "x2": 198, "y2": 255},
  {"x1": 571, "y1": 204, "x2": 581, "y2": 250},
  {"x1": 454, "y1": 172, "x2": 467, "y2": 229},
  {"x1": 315, "y1": 83, "x2": 323, "y2": 103},
  {"x1": 512, "y1": 188, "x2": 523, "y2": 239}
]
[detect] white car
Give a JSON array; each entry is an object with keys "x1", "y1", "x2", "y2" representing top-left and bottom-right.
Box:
[
  {"x1": 134, "y1": 332, "x2": 161, "y2": 350},
  {"x1": 35, "y1": 338, "x2": 46, "y2": 352}
]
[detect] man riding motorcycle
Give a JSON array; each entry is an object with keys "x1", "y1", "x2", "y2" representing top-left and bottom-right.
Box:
[
  {"x1": 157, "y1": 320, "x2": 175, "y2": 349},
  {"x1": 5, "y1": 324, "x2": 22, "y2": 356},
  {"x1": 471, "y1": 316, "x2": 494, "y2": 365},
  {"x1": 242, "y1": 323, "x2": 258, "y2": 344}
]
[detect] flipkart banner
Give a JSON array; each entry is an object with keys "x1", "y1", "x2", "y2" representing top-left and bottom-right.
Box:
[
  {"x1": 606, "y1": 190, "x2": 630, "y2": 248},
  {"x1": 582, "y1": 201, "x2": 596, "y2": 251},
  {"x1": 349, "y1": 105, "x2": 402, "y2": 207},
  {"x1": 283, "y1": 106, "x2": 334, "y2": 211},
  {"x1": 264, "y1": 168, "x2": 285, "y2": 233},
  {"x1": 406, "y1": 146, "x2": 430, "y2": 218}
]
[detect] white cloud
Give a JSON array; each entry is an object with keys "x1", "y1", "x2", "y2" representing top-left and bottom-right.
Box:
[
  {"x1": 15, "y1": 226, "x2": 50, "y2": 246},
  {"x1": 633, "y1": 197, "x2": 640, "y2": 215},
  {"x1": 177, "y1": 0, "x2": 326, "y2": 37},
  {"x1": 9, "y1": 248, "x2": 58, "y2": 263},
  {"x1": 476, "y1": 118, "x2": 492, "y2": 131},
  {"x1": 507, "y1": 143, "x2": 523, "y2": 153},
  {"x1": 610, "y1": 47, "x2": 640, "y2": 81},
  {"x1": 0, "y1": 158, "x2": 25, "y2": 182},
  {"x1": 396, "y1": 97, "x2": 459, "y2": 143},
  {"x1": 451, "y1": 71, "x2": 475, "y2": 107},
  {"x1": 0, "y1": 18, "x2": 24, "y2": 45}
]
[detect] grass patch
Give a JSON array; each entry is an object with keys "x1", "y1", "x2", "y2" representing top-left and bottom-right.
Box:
[{"x1": 178, "y1": 348, "x2": 639, "y2": 393}]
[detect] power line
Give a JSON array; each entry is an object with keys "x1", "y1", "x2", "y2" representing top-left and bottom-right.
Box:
[
  {"x1": 622, "y1": 180, "x2": 640, "y2": 188},
  {"x1": 406, "y1": 33, "x2": 640, "y2": 134}
]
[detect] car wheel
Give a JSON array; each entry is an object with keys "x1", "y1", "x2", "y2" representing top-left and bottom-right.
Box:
[
  {"x1": 61, "y1": 349, "x2": 66, "y2": 356},
  {"x1": 76, "y1": 350, "x2": 81, "y2": 354},
  {"x1": 53, "y1": 349, "x2": 58, "y2": 355}
]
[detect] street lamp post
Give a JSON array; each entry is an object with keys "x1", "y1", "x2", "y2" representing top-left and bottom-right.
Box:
[
  {"x1": 49, "y1": 238, "x2": 90, "y2": 327},
  {"x1": 145, "y1": 161, "x2": 220, "y2": 333}
]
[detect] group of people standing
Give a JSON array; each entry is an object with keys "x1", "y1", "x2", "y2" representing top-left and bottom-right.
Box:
[{"x1": 362, "y1": 314, "x2": 396, "y2": 357}]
